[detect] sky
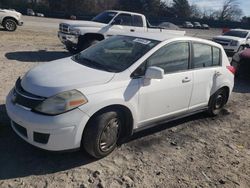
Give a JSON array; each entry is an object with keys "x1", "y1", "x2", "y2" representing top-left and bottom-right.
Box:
[{"x1": 188, "y1": 0, "x2": 250, "y2": 16}]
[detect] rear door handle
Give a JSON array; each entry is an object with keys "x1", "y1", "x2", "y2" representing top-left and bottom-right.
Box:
[{"x1": 182, "y1": 77, "x2": 191, "y2": 83}]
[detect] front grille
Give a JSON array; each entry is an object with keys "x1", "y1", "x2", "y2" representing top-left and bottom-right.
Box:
[
  {"x1": 13, "y1": 78, "x2": 45, "y2": 109},
  {"x1": 59, "y1": 23, "x2": 70, "y2": 34},
  {"x1": 13, "y1": 121, "x2": 27, "y2": 138},
  {"x1": 33, "y1": 132, "x2": 50, "y2": 144}
]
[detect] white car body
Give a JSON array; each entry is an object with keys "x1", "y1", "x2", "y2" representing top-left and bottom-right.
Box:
[
  {"x1": 0, "y1": 8, "x2": 23, "y2": 26},
  {"x1": 213, "y1": 29, "x2": 250, "y2": 54},
  {"x1": 58, "y1": 10, "x2": 185, "y2": 52},
  {"x1": 6, "y1": 33, "x2": 234, "y2": 154}
]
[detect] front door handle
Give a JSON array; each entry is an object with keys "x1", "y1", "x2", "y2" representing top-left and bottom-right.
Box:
[
  {"x1": 182, "y1": 77, "x2": 191, "y2": 83},
  {"x1": 130, "y1": 29, "x2": 135, "y2": 32}
]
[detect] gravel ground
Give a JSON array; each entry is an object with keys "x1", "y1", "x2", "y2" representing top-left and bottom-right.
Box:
[{"x1": 0, "y1": 16, "x2": 249, "y2": 188}]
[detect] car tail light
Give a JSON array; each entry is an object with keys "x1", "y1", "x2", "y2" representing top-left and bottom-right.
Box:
[{"x1": 227, "y1": 66, "x2": 236, "y2": 75}]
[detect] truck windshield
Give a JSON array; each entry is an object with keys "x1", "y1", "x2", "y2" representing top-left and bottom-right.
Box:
[
  {"x1": 92, "y1": 11, "x2": 117, "y2": 24},
  {"x1": 72, "y1": 36, "x2": 159, "y2": 73},
  {"x1": 223, "y1": 30, "x2": 248, "y2": 38}
]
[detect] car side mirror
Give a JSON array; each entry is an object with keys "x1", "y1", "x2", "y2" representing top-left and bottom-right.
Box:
[{"x1": 145, "y1": 66, "x2": 164, "y2": 80}]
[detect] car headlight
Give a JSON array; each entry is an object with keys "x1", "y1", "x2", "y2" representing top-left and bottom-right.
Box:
[
  {"x1": 69, "y1": 27, "x2": 81, "y2": 35},
  {"x1": 34, "y1": 90, "x2": 88, "y2": 115},
  {"x1": 230, "y1": 40, "x2": 239, "y2": 46}
]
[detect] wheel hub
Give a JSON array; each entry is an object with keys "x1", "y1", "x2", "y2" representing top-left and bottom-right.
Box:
[{"x1": 99, "y1": 118, "x2": 120, "y2": 152}]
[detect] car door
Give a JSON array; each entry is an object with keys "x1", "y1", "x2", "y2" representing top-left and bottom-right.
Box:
[
  {"x1": 137, "y1": 41, "x2": 193, "y2": 126},
  {"x1": 189, "y1": 42, "x2": 224, "y2": 110}
]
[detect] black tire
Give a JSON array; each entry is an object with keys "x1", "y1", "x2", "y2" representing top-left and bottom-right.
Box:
[
  {"x1": 78, "y1": 38, "x2": 100, "y2": 52},
  {"x1": 3, "y1": 18, "x2": 17, "y2": 31},
  {"x1": 66, "y1": 45, "x2": 80, "y2": 54},
  {"x1": 82, "y1": 110, "x2": 123, "y2": 158},
  {"x1": 207, "y1": 89, "x2": 228, "y2": 116}
]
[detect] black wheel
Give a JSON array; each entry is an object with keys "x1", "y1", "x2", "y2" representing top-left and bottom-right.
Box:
[
  {"x1": 66, "y1": 45, "x2": 80, "y2": 54},
  {"x1": 208, "y1": 89, "x2": 228, "y2": 116},
  {"x1": 3, "y1": 18, "x2": 17, "y2": 31},
  {"x1": 82, "y1": 110, "x2": 123, "y2": 158},
  {"x1": 78, "y1": 38, "x2": 101, "y2": 52}
]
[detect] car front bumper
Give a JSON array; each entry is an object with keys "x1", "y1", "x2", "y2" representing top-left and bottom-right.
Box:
[
  {"x1": 6, "y1": 90, "x2": 90, "y2": 151},
  {"x1": 58, "y1": 31, "x2": 79, "y2": 46},
  {"x1": 18, "y1": 20, "x2": 23, "y2": 26}
]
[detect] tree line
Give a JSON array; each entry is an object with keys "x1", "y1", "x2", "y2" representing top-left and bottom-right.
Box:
[{"x1": 0, "y1": 0, "x2": 248, "y2": 22}]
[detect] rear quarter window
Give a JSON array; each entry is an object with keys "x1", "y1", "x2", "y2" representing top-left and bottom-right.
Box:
[{"x1": 192, "y1": 43, "x2": 221, "y2": 68}]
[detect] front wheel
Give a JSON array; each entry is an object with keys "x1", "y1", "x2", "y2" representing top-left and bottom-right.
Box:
[
  {"x1": 66, "y1": 45, "x2": 80, "y2": 54},
  {"x1": 208, "y1": 89, "x2": 228, "y2": 116},
  {"x1": 3, "y1": 19, "x2": 17, "y2": 31},
  {"x1": 82, "y1": 110, "x2": 123, "y2": 158}
]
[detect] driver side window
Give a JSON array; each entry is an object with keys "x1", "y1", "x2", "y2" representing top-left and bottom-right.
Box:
[
  {"x1": 114, "y1": 13, "x2": 132, "y2": 26},
  {"x1": 147, "y1": 42, "x2": 190, "y2": 74}
]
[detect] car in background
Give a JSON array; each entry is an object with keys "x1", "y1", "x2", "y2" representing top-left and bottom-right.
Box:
[
  {"x1": 6, "y1": 33, "x2": 234, "y2": 158},
  {"x1": 0, "y1": 8, "x2": 23, "y2": 31},
  {"x1": 36, "y1": 12, "x2": 44, "y2": 17},
  {"x1": 231, "y1": 47, "x2": 250, "y2": 77},
  {"x1": 201, "y1": 24, "x2": 210, "y2": 30},
  {"x1": 213, "y1": 29, "x2": 250, "y2": 56},
  {"x1": 27, "y1": 8, "x2": 35, "y2": 16},
  {"x1": 193, "y1": 22, "x2": 202, "y2": 29},
  {"x1": 183, "y1": 21, "x2": 194, "y2": 28},
  {"x1": 158, "y1": 22, "x2": 180, "y2": 30},
  {"x1": 58, "y1": 10, "x2": 186, "y2": 53}
]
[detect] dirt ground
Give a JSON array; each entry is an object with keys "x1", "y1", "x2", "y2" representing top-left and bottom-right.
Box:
[{"x1": 0, "y1": 16, "x2": 249, "y2": 188}]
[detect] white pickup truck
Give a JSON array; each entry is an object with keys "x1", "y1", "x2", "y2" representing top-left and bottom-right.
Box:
[
  {"x1": 0, "y1": 8, "x2": 23, "y2": 31},
  {"x1": 213, "y1": 29, "x2": 250, "y2": 55},
  {"x1": 58, "y1": 10, "x2": 186, "y2": 53}
]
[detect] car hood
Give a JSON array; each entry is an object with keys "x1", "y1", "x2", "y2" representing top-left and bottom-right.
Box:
[
  {"x1": 21, "y1": 57, "x2": 115, "y2": 97},
  {"x1": 213, "y1": 35, "x2": 244, "y2": 41},
  {"x1": 60, "y1": 20, "x2": 107, "y2": 28}
]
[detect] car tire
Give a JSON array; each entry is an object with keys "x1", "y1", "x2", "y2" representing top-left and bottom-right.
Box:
[
  {"x1": 66, "y1": 45, "x2": 80, "y2": 54},
  {"x1": 207, "y1": 88, "x2": 228, "y2": 116},
  {"x1": 82, "y1": 110, "x2": 123, "y2": 158},
  {"x1": 78, "y1": 38, "x2": 100, "y2": 52},
  {"x1": 3, "y1": 18, "x2": 17, "y2": 31}
]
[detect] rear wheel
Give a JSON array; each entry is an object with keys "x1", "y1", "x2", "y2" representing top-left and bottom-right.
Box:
[
  {"x1": 82, "y1": 110, "x2": 123, "y2": 158},
  {"x1": 208, "y1": 89, "x2": 228, "y2": 116},
  {"x1": 3, "y1": 18, "x2": 17, "y2": 31}
]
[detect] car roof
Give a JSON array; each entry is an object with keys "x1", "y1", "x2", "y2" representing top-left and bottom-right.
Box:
[
  {"x1": 105, "y1": 10, "x2": 144, "y2": 17},
  {"x1": 118, "y1": 33, "x2": 221, "y2": 47}
]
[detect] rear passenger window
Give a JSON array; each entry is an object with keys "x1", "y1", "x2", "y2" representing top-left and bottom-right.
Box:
[
  {"x1": 147, "y1": 42, "x2": 189, "y2": 74},
  {"x1": 133, "y1": 15, "x2": 143, "y2": 27},
  {"x1": 212, "y1": 47, "x2": 221, "y2": 66},
  {"x1": 193, "y1": 43, "x2": 212, "y2": 68}
]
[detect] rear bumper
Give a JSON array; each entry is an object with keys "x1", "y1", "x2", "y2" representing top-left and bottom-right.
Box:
[{"x1": 58, "y1": 31, "x2": 78, "y2": 46}]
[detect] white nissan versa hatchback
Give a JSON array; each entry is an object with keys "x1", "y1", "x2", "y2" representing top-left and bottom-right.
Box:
[{"x1": 6, "y1": 33, "x2": 235, "y2": 158}]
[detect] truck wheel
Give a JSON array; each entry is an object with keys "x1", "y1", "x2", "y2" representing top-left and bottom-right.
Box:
[
  {"x1": 207, "y1": 88, "x2": 228, "y2": 116},
  {"x1": 66, "y1": 45, "x2": 80, "y2": 54},
  {"x1": 3, "y1": 18, "x2": 17, "y2": 31},
  {"x1": 78, "y1": 39, "x2": 100, "y2": 52},
  {"x1": 82, "y1": 110, "x2": 123, "y2": 158}
]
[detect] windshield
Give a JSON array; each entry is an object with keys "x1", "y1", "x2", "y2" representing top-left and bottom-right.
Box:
[
  {"x1": 72, "y1": 36, "x2": 159, "y2": 73},
  {"x1": 223, "y1": 30, "x2": 248, "y2": 38},
  {"x1": 92, "y1": 11, "x2": 117, "y2": 24}
]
